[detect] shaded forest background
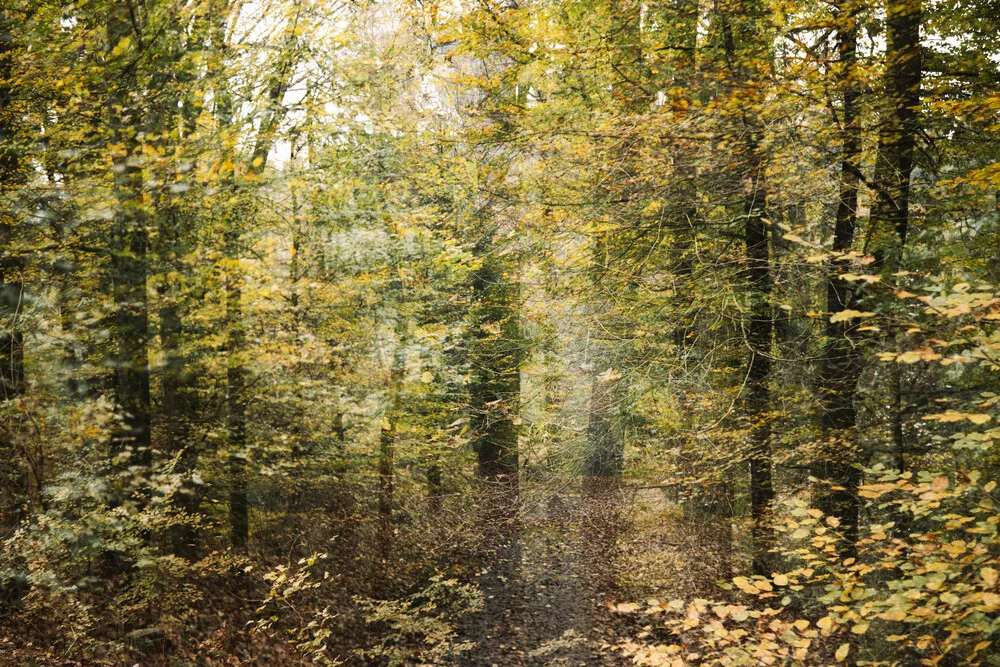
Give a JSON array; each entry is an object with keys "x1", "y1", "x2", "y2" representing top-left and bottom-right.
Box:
[{"x1": 1, "y1": 0, "x2": 1000, "y2": 663}]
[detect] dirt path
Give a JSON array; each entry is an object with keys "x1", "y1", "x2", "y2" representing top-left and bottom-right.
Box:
[{"x1": 457, "y1": 492, "x2": 631, "y2": 666}]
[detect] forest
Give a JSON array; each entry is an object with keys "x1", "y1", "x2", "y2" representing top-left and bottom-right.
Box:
[{"x1": 0, "y1": 0, "x2": 999, "y2": 663}]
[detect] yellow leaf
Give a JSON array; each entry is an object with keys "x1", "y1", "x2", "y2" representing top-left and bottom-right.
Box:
[
  {"x1": 830, "y1": 309, "x2": 874, "y2": 323},
  {"x1": 110, "y1": 36, "x2": 132, "y2": 58},
  {"x1": 981, "y1": 567, "x2": 998, "y2": 588},
  {"x1": 835, "y1": 643, "x2": 850, "y2": 661},
  {"x1": 421, "y1": 371, "x2": 434, "y2": 383},
  {"x1": 852, "y1": 622, "x2": 869, "y2": 635},
  {"x1": 817, "y1": 616, "x2": 834, "y2": 633},
  {"x1": 773, "y1": 574, "x2": 789, "y2": 586}
]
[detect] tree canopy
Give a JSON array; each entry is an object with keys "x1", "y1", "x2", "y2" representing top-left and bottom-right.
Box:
[{"x1": 1, "y1": 0, "x2": 1000, "y2": 663}]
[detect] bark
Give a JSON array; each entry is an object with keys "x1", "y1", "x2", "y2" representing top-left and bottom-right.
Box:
[
  {"x1": 874, "y1": 0, "x2": 921, "y2": 257},
  {"x1": 0, "y1": 10, "x2": 24, "y2": 404},
  {"x1": 376, "y1": 319, "x2": 406, "y2": 580},
  {"x1": 668, "y1": 0, "x2": 701, "y2": 351},
  {"x1": 893, "y1": 365, "x2": 905, "y2": 473},
  {"x1": 222, "y1": 10, "x2": 298, "y2": 550},
  {"x1": 742, "y1": 139, "x2": 774, "y2": 576},
  {"x1": 108, "y1": 2, "x2": 152, "y2": 481},
  {"x1": 0, "y1": 16, "x2": 26, "y2": 517},
  {"x1": 377, "y1": 420, "x2": 394, "y2": 569},
  {"x1": 470, "y1": 241, "x2": 521, "y2": 491},
  {"x1": 469, "y1": 231, "x2": 521, "y2": 615},
  {"x1": 718, "y1": 0, "x2": 775, "y2": 575},
  {"x1": 427, "y1": 459, "x2": 443, "y2": 514},
  {"x1": 816, "y1": 0, "x2": 863, "y2": 549},
  {"x1": 584, "y1": 364, "x2": 623, "y2": 478},
  {"x1": 160, "y1": 297, "x2": 200, "y2": 559},
  {"x1": 584, "y1": 233, "x2": 624, "y2": 479},
  {"x1": 225, "y1": 225, "x2": 249, "y2": 549}
]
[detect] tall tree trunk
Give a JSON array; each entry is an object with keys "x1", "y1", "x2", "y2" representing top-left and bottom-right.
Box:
[
  {"x1": 225, "y1": 226, "x2": 249, "y2": 549},
  {"x1": 469, "y1": 231, "x2": 521, "y2": 613},
  {"x1": 377, "y1": 419, "x2": 394, "y2": 571},
  {"x1": 471, "y1": 242, "x2": 521, "y2": 492},
  {"x1": 0, "y1": 9, "x2": 29, "y2": 523},
  {"x1": 426, "y1": 458, "x2": 443, "y2": 514},
  {"x1": 160, "y1": 295, "x2": 200, "y2": 559},
  {"x1": 816, "y1": 0, "x2": 863, "y2": 547},
  {"x1": 584, "y1": 235, "x2": 624, "y2": 482},
  {"x1": 874, "y1": 0, "x2": 921, "y2": 258},
  {"x1": 743, "y1": 136, "x2": 773, "y2": 576},
  {"x1": 376, "y1": 314, "x2": 406, "y2": 583},
  {"x1": 220, "y1": 9, "x2": 298, "y2": 550},
  {"x1": 584, "y1": 361, "x2": 623, "y2": 479},
  {"x1": 718, "y1": 0, "x2": 774, "y2": 575},
  {"x1": 107, "y1": 2, "x2": 152, "y2": 486}
]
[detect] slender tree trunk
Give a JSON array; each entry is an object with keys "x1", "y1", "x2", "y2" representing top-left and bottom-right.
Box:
[
  {"x1": 668, "y1": 0, "x2": 700, "y2": 352},
  {"x1": 108, "y1": 2, "x2": 152, "y2": 484},
  {"x1": 161, "y1": 296, "x2": 200, "y2": 559},
  {"x1": 893, "y1": 364, "x2": 905, "y2": 473},
  {"x1": 816, "y1": 0, "x2": 863, "y2": 549},
  {"x1": 225, "y1": 228, "x2": 249, "y2": 549},
  {"x1": 743, "y1": 139, "x2": 774, "y2": 575},
  {"x1": 219, "y1": 9, "x2": 298, "y2": 551},
  {"x1": 471, "y1": 242, "x2": 521, "y2": 492},
  {"x1": 427, "y1": 458, "x2": 443, "y2": 514},
  {"x1": 377, "y1": 419, "x2": 394, "y2": 569},
  {"x1": 584, "y1": 232, "x2": 624, "y2": 481},
  {"x1": 376, "y1": 312, "x2": 406, "y2": 580},
  {"x1": 469, "y1": 231, "x2": 521, "y2": 614},
  {"x1": 0, "y1": 10, "x2": 28, "y2": 521},
  {"x1": 0, "y1": 248, "x2": 26, "y2": 519},
  {"x1": 584, "y1": 363, "x2": 623, "y2": 478},
  {"x1": 718, "y1": 0, "x2": 775, "y2": 575}
]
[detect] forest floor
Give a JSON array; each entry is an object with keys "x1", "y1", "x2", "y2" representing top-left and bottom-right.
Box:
[
  {"x1": 455, "y1": 486, "x2": 679, "y2": 666},
  {"x1": 0, "y1": 484, "x2": 726, "y2": 666}
]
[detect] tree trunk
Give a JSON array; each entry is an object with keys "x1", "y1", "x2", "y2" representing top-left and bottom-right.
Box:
[
  {"x1": 225, "y1": 229, "x2": 249, "y2": 550},
  {"x1": 0, "y1": 10, "x2": 29, "y2": 523},
  {"x1": 718, "y1": 0, "x2": 775, "y2": 575},
  {"x1": 816, "y1": 0, "x2": 863, "y2": 549},
  {"x1": 745, "y1": 178, "x2": 774, "y2": 576},
  {"x1": 584, "y1": 363, "x2": 623, "y2": 478},
  {"x1": 469, "y1": 232, "x2": 521, "y2": 615},
  {"x1": 427, "y1": 459, "x2": 443, "y2": 514},
  {"x1": 874, "y1": 0, "x2": 921, "y2": 258},
  {"x1": 471, "y1": 243, "x2": 521, "y2": 492},
  {"x1": 108, "y1": 2, "x2": 152, "y2": 485},
  {"x1": 219, "y1": 9, "x2": 298, "y2": 551},
  {"x1": 160, "y1": 297, "x2": 200, "y2": 559},
  {"x1": 377, "y1": 419, "x2": 394, "y2": 571}
]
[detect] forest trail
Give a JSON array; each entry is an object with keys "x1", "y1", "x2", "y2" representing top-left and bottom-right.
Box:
[{"x1": 457, "y1": 489, "x2": 636, "y2": 666}]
